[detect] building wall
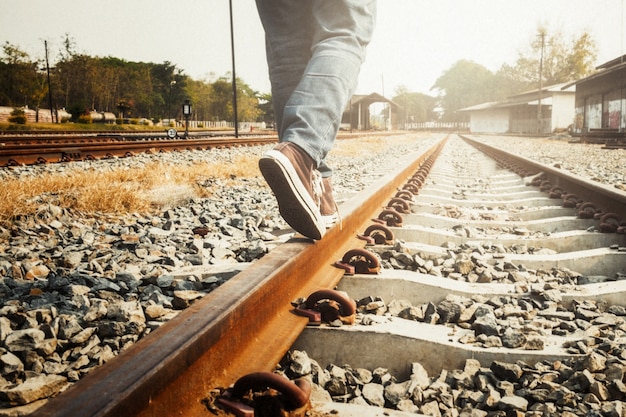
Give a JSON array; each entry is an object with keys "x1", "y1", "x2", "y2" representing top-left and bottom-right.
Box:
[
  {"x1": 469, "y1": 109, "x2": 509, "y2": 133},
  {"x1": 551, "y1": 93, "x2": 575, "y2": 131},
  {"x1": 575, "y1": 65, "x2": 626, "y2": 131}
]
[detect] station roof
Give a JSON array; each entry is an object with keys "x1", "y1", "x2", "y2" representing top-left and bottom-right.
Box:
[
  {"x1": 563, "y1": 54, "x2": 626, "y2": 89},
  {"x1": 459, "y1": 84, "x2": 567, "y2": 113},
  {"x1": 349, "y1": 93, "x2": 400, "y2": 109}
]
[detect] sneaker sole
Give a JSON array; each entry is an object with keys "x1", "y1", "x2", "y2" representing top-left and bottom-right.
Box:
[{"x1": 259, "y1": 150, "x2": 325, "y2": 240}]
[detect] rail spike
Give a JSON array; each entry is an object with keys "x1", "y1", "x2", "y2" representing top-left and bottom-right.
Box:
[
  {"x1": 334, "y1": 248, "x2": 381, "y2": 275},
  {"x1": 360, "y1": 223, "x2": 395, "y2": 245},
  {"x1": 294, "y1": 289, "x2": 357, "y2": 325},
  {"x1": 377, "y1": 208, "x2": 404, "y2": 227},
  {"x1": 219, "y1": 372, "x2": 311, "y2": 416}
]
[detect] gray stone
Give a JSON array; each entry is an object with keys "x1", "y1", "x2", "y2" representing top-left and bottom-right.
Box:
[
  {"x1": 4, "y1": 329, "x2": 46, "y2": 352},
  {"x1": 2, "y1": 374, "x2": 68, "y2": 405},
  {"x1": 362, "y1": 383, "x2": 385, "y2": 407}
]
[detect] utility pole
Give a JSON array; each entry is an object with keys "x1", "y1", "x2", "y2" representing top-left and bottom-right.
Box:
[
  {"x1": 537, "y1": 31, "x2": 545, "y2": 134},
  {"x1": 44, "y1": 40, "x2": 56, "y2": 123},
  {"x1": 229, "y1": 0, "x2": 239, "y2": 138}
]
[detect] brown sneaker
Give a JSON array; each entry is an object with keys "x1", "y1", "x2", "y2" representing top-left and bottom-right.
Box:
[
  {"x1": 320, "y1": 177, "x2": 339, "y2": 229},
  {"x1": 259, "y1": 142, "x2": 325, "y2": 240}
]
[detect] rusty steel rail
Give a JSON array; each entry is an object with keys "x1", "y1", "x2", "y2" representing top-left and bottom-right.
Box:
[
  {"x1": 461, "y1": 135, "x2": 626, "y2": 218},
  {"x1": 37, "y1": 137, "x2": 448, "y2": 417},
  {"x1": 0, "y1": 131, "x2": 404, "y2": 167},
  {"x1": 0, "y1": 135, "x2": 278, "y2": 166}
]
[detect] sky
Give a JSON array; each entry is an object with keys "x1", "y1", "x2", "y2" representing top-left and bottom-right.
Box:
[{"x1": 2, "y1": 0, "x2": 625, "y2": 98}]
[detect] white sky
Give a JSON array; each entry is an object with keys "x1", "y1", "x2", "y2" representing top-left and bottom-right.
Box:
[{"x1": 2, "y1": 0, "x2": 625, "y2": 97}]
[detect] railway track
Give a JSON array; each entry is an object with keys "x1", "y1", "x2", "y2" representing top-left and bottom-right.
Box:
[
  {"x1": 19, "y1": 134, "x2": 626, "y2": 416},
  {"x1": 0, "y1": 132, "x2": 277, "y2": 166},
  {"x1": 0, "y1": 130, "x2": 395, "y2": 166}
]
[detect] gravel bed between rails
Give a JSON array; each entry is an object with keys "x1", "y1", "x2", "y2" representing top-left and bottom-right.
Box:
[{"x1": 469, "y1": 135, "x2": 626, "y2": 192}]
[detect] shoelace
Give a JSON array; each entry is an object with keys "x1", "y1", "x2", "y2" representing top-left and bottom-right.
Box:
[
  {"x1": 318, "y1": 174, "x2": 342, "y2": 231},
  {"x1": 311, "y1": 169, "x2": 323, "y2": 209}
]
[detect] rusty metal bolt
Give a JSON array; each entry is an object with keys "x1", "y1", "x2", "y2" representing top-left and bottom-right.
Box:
[
  {"x1": 402, "y1": 183, "x2": 420, "y2": 195},
  {"x1": 339, "y1": 248, "x2": 381, "y2": 274},
  {"x1": 394, "y1": 190, "x2": 414, "y2": 201},
  {"x1": 561, "y1": 193, "x2": 580, "y2": 208},
  {"x1": 362, "y1": 223, "x2": 395, "y2": 245},
  {"x1": 304, "y1": 289, "x2": 357, "y2": 324},
  {"x1": 599, "y1": 213, "x2": 622, "y2": 233},
  {"x1": 577, "y1": 202, "x2": 598, "y2": 219},
  {"x1": 539, "y1": 180, "x2": 552, "y2": 192},
  {"x1": 387, "y1": 197, "x2": 410, "y2": 214},
  {"x1": 549, "y1": 186, "x2": 565, "y2": 199},
  {"x1": 378, "y1": 209, "x2": 403, "y2": 227},
  {"x1": 230, "y1": 372, "x2": 311, "y2": 412}
]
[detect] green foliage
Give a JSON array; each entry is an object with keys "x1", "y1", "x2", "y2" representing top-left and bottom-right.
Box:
[
  {"x1": 77, "y1": 114, "x2": 92, "y2": 124},
  {"x1": 504, "y1": 27, "x2": 597, "y2": 86},
  {"x1": 432, "y1": 27, "x2": 598, "y2": 121},
  {"x1": 432, "y1": 60, "x2": 499, "y2": 121},
  {"x1": 393, "y1": 86, "x2": 438, "y2": 124},
  {"x1": 8, "y1": 107, "x2": 27, "y2": 124},
  {"x1": 1, "y1": 36, "x2": 270, "y2": 126}
]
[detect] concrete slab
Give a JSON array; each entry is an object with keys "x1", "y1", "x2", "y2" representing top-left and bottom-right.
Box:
[
  {"x1": 338, "y1": 269, "x2": 626, "y2": 308},
  {"x1": 292, "y1": 317, "x2": 581, "y2": 379},
  {"x1": 385, "y1": 240, "x2": 626, "y2": 276},
  {"x1": 413, "y1": 193, "x2": 557, "y2": 207},
  {"x1": 390, "y1": 225, "x2": 626, "y2": 252},
  {"x1": 403, "y1": 212, "x2": 596, "y2": 234},
  {"x1": 409, "y1": 203, "x2": 574, "y2": 220},
  {"x1": 419, "y1": 188, "x2": 547, "y2": 200}
]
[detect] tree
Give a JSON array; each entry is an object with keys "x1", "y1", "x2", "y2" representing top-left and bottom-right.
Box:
[
  {"x1": 392, "y1": 86, "x2": 438, "y2": 125},
  {"x1": 0, "y1": 42, "x2": 44, "y2": 108},
  {"x1": 208, "y1": 75, "x2": 261, "y2": 123},
  {"x1": 500, "y1": 27, "x2": 597, "y2": 86},
  {"x1": 1, "y1": 36, "x2": 269, "y2": 125},
  {"x1": 431, "y1": 28, "x2": 598, "y2": 121},
  {"x1": 432, "y1": 60, "x2": 499, "y2": 121}
]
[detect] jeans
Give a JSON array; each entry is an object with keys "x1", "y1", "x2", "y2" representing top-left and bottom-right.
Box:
[{"x1": 255, "y1": 0, "x2": 376, "y2": 177}]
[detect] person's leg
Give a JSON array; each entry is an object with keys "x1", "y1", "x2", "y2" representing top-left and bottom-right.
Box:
[
  {"x1": 257, "y1": 0, "x2": 376, "y2": 239},
  {"x1": 256, "y1": 0, "x2": 327, "y2": 239},
  {"x1": 281, "y1": 0, "x2": 377, "y2": 168},
  {"x1": 255, "y1": 0, "x2": 313, "y2": 139}
]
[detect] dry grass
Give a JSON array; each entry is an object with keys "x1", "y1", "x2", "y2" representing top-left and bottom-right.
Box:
[
  {"x1": 0, "y1": 134, "x2": 423, "y2": 227},
  {"x1": 330, "y1": 134, "x2": 424, "y2": 158},
  {"x1": 0, "y1": 153, "x2": 260, "y2": 227}
]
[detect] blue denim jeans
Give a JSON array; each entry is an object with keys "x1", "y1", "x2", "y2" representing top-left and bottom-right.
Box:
[{"x1": 255, "y1": 0, "x2": 376, "y2": 177}]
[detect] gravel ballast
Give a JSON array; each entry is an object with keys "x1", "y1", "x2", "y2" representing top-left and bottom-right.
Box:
[{"x1": 0, "y1": 133, "x2": 624, "y2": 414}]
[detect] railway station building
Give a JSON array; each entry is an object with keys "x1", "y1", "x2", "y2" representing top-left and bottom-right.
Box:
[
  {"x1": 566, "y1": 54, "x2": 626, "y2": 138},
  {"x1": 341, "y1": 93, "x2": 399, "y2": 131},
  {"x1": 459, "y1": 83, "x2": 576, "y2": 134}
]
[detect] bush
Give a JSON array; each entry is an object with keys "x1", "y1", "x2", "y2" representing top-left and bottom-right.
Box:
[
  {"x1": 116, "y1": 118, "x2": 123, "y2": 125},
  {"x1": 8, "y1": 108, "x2": 27, "y2": 124},
  {"x1": 77, "y1": 114, "x2": 93, "y2": 124},
  {"x1": 130, "y1": 118, "x2": 139, "y2": 125}
]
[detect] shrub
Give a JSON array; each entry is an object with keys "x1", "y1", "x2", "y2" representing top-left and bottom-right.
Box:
[
  {"x1": 77, "y1": 114, "x2": 93, "y2": 124},
  {"x1": 116, "y1": 118, "x2": 123, "y2": 125},
  {"x1": 8, "y1": 108, "x2": 27, "y2": 124}
]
